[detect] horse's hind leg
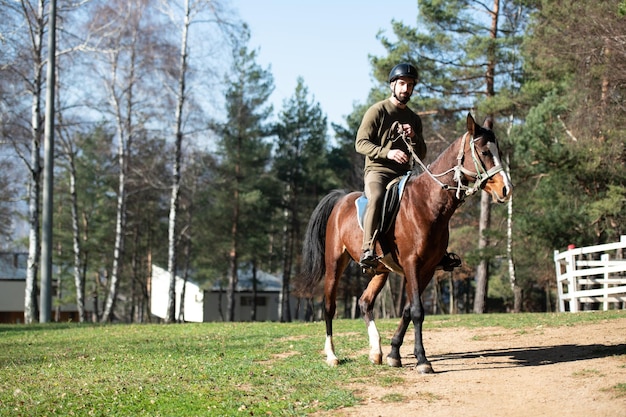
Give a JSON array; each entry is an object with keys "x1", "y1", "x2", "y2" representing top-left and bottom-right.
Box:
[
  {"x1": 359, "y1": 272, "x2": 389, "y2": 365},
  {"x1": 323, "y1": 252, "x2": 351, "y2": 367}
]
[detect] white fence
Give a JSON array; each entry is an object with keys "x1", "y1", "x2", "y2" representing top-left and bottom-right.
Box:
[{"x1": 554, "y1": 235, "x2": 626, "y2": 312}]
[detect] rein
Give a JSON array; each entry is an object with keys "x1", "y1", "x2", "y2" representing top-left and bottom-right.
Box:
[{"x1": 402, "y1": 131, "x2": 504, "y2": 200}]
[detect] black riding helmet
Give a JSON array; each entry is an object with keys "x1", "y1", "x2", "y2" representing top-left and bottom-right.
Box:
[{"x1": 388, "y1": 63, "x2": 418, "y2": 83}]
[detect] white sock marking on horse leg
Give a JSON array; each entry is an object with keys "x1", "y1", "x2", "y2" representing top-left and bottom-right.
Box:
[
  {"x1": 325, "y1": 335, "x2": 339, "y2": 366},
  {"x1": 368, "y1": 321, "x2": 382, "y2": 363}
]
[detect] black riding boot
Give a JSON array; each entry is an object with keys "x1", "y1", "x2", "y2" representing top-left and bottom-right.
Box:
[{"x1": 438, "y1": 252, "x2": 462, "y2": 271}]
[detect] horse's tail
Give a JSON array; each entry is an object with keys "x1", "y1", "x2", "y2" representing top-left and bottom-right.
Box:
[{"x1": 296, "y1": 189, "x2": 347, "y2": 297}]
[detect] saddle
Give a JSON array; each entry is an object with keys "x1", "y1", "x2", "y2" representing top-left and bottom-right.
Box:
[{"x1": 356, "y1": 172, "x2": 411, "y2": 234}]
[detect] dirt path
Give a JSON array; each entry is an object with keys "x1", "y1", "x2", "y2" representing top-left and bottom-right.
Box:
[{"x1": 316, "y1": 318, "x2": 626, "y2": 417}]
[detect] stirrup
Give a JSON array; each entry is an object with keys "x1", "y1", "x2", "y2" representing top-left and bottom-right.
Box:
[
  {"x1": 359, "y1": 249, "x2": 378, "y2": 275},
  {"x1": 359, "y1": 249, "x2": 377, "y2": 267}
]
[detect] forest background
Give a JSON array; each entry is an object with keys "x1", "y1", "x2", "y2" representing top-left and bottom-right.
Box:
[{"x1": 1, "y1": 0, "x2": 624, "y2": 324}]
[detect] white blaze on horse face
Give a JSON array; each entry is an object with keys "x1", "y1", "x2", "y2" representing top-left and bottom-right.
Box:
[
  {"x1": 487, "y1": 141, "x2": 513, "y2": 201},
  {"x1": 487, "y1": 141, "x2": 502, "y2": 168}
]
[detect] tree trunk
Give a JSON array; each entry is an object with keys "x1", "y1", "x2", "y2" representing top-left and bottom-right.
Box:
[
  {"x1": 178, "y1": 280, "x2": 186, "y2": 323},
  {"x1": 24, "y1": 0, "x2": 46, "y2": 325},
  {"x1": 449, "y1": 274, "x2": 455, "y2": 314},
  {"x1": 505, "y1": 153, "x2": 522, "y2": 313},
  {"x1": 92, "y1": 271, "x2": 100, "y2": 322},
  {"x1": 166, "y1": 0, "x2": 190, "y2": 323},
  {"x1": 226, "y1": 140, "x2": 241, "y2": 322},
  {"x1": 101, "y1": 25, "x2": 140, "y2": 322},
  {"x1": 473, "y1": 0, "x2": 499, "y2": 314},
  {"x1": 130, "y1": 228, "x2": 141, "y2": 323},
  {"x1": 101, "y1": 73, "x2": 133, "y2": 322},
  {"x1": 279, "y1": 196, "x2": 292, "y2": 323},
  {"x1": 227, "y1": 245, "x2": 240, "y2": 322},
  {"x1": 102, "y1": 164, "x2": 126, "y2": 322},
  {"x1": 166, "y1": 167, "x2": 180, "y2": 323},
  {"x1": 473, "y1": 192, "x2": 492, "y2": 313},
  {"x1": 251, "y1": 260, "x2": 258, "y2": 322},
  {"x1": 39, "y1": 0, "x2": 57, "y2": 323},
  {"x1": 68, "y1": 148, "x2": 86, "y2": 322},
  {"x1": 178, "y1": 226, "x2": 192, "y2": 323},
  {"x1": 25, "y1": 157, "x2": 41, "y2": 324}
]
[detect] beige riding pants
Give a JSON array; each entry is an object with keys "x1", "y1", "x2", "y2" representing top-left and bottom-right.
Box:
[{"x1": 362, "y1": 170, "x2": 398, "y2": 252}]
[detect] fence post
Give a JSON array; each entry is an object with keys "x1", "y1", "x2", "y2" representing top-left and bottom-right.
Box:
[
  {"x1": 565, "y1": 249, "x2": 578, "y2": 312},
  {"x1": 554, "y1": 250, "x2": 565, "y2": 312},
  {"x1": 601, "y1": 253, "x2": 610, "y2": 311}
]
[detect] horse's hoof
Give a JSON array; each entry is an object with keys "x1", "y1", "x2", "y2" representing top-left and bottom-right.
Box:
[
  {"x1": 369, "y1": 353, "x2": 382, "y2": 365},
  {"x1": 416, "y1": 362, "x2": 434, "y2": 374},
  {"x1": 326, "y1": 358, "x2": 339, "y2": 367},
  {"x1": 386, "y1": 356, "x2": 402, "y2": 368}
]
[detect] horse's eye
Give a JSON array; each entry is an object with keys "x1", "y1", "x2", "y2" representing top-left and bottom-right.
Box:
[{"x1": 481, "y1": 150, "x2": 490, "y2": 156}]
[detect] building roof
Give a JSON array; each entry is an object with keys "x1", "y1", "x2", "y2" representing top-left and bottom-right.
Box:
[
  {"x1": 211, "y1": 268, "x2": 283, "y2": 292},
  {"x1": 152, "y1": 264, "x2": 283, "y2": 293}
]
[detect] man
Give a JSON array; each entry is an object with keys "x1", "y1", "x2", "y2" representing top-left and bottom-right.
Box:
[{"x1": 355, "y1": 62, "x2": 460, "y2": 271}]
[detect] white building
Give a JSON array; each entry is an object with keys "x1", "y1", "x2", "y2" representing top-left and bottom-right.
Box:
[{"x1": 149, "y1": 264, "x2": 300, "y2": 322}]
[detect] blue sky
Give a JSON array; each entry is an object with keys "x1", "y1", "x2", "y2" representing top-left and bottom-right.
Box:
[{"x1": 231, "y1": 0, "x2": 417, "y2": 128}]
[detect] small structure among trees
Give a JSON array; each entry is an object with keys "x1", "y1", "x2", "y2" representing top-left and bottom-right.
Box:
[{"x1": 150, "y1": 264, "x2": 298, "y2": 322}]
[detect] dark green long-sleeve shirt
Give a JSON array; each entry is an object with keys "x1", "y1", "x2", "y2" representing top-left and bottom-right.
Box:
[{"x1": 355, "y1": 98, "x2": 426, "y2": 175}]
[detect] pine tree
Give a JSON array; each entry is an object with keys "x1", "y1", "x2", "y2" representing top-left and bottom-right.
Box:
[
  {"x1": 273, "y1": 78, "x2": 339, "y2": 321},
  {"x1": 211, "y1": 35, "x2": 274, "y2": 322}
]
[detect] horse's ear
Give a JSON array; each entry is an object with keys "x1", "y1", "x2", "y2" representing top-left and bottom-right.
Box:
[
  {"x1": 483, "y1": 117, "x2": 493, "y2": 130},
  {"x1": 466, "y1": 113, "x2": 476, "y2": 136}
]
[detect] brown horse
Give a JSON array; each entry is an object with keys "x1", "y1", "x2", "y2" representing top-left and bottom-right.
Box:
[{"x1": 298, "y1": 113, "x2": 512, "y2": 373}]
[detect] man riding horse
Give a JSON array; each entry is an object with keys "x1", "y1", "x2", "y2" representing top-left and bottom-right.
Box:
[{"x1": 355, "y1": 62, "x2": 461, "y2": 272}]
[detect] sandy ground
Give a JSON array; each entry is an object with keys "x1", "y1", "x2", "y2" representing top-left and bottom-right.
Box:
[{"x1": 315, "y1": 318, "x2": 626, "y2": 417}]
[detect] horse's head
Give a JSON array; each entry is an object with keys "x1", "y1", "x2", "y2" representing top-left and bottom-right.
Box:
[{"x1": 458, "y1": 113, "x2": 512, "y2": 203}]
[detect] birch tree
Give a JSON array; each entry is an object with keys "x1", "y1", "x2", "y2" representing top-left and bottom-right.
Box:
[
  {"x1": 155, "y1": 0, "x2": 237, "y2": 323},
  {"x1": 0, "y1": 0, "x2": 50, "y2": 323},
  {"x1": 163, "y1": 0, "x2": 192, "y2": 324},
  {"x1": 57, "y1": 128, "x2": 87, "y2": 322},
  {"x1": 85, "y1": 0, "x2": 166, "y2": 321}
]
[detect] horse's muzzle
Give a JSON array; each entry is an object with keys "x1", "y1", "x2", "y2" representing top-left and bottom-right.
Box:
[{"x1": 491, "y1": 184, "x2": 512, "y2": 203}]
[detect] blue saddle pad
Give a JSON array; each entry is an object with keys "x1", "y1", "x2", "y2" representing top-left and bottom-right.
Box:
[{"x1": 356, "y1": 172, "x2": 411, "y2": 233}]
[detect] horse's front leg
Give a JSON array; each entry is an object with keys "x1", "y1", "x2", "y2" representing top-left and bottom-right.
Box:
[
  {"x1": 358, "y1": 272, "x2": 389, "y2": 365},
  {"x1": 408, "y1": 290, "x2": 434, "y2": 374},
  {"x1": 387, "y1": 302, "x2": 411, "y2": 367}
]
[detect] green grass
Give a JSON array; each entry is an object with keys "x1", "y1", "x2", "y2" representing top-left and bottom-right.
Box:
[
  {"x1": 0, "y1": 311, "x2": 624, "y2": 416},
  {"x1": 572, "y1": 368, "x2": 604, "y2": 378},
  {"x1": 608, "y1": 382, "x2": 626, "y2": 398},
  {"x1": 380, "y1": 392, "x2": 406, "y2": 403}
]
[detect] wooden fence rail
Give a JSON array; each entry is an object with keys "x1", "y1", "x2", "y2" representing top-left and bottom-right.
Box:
[{"x1": 554, "y1": 235, "x2": 626, "y2": 312}]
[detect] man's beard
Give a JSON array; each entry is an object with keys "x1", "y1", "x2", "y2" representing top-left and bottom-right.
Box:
[{"x1": 396, "y1": 93, "x2": 411, "y2": 104}]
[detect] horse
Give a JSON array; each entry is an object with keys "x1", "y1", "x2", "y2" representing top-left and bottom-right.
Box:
[{"x1": 297, "y1": 113, "x2": 512, "y2": 373}]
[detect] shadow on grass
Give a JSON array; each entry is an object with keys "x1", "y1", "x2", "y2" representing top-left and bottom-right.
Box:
[{"x1": 0, "y1": 322, "x2": 86, "y2": 333}]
